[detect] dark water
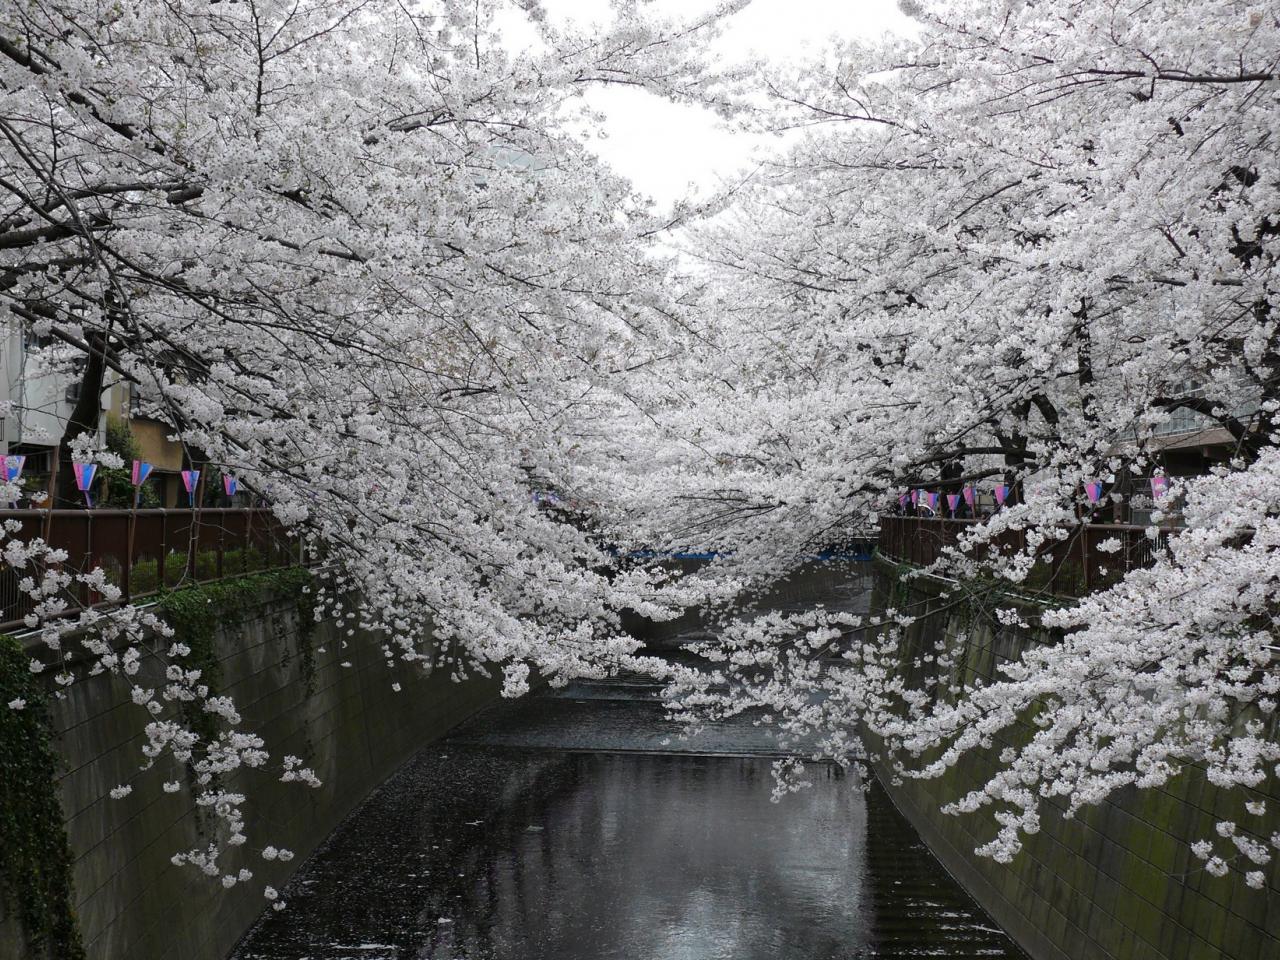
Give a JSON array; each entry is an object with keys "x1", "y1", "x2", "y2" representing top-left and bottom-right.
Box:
[{"x1": 235, "y1": 565, "x2": 1024, "y2": 960}]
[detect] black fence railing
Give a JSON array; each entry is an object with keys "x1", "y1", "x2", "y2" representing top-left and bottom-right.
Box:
[
  {"x1": 0, "y1": 508, "x2": 302, "y2": 632},
  {"x1": 877, "y1": 516, "x2": 1176, "y2": 599}
]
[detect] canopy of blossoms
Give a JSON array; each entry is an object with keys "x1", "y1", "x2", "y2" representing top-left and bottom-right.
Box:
[{"x1": 2, "y1": 0, "x2": 1277, "y2": 898}]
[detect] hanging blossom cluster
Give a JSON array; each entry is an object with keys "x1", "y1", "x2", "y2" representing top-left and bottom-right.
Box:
[{"x1": 858, "y1": 448, "x2": 1280, "y2": 882}]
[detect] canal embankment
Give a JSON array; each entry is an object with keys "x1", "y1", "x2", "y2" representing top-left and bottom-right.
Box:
[
  {"x1": 3, "y1": 571, "x2": 503, "y2": 960},
  {"x1": 15, "y1": 554, "x2": 1270, "y2": 960},
  {"x1": 868, "y1": 556, "x2": 1280, "y2": 960},
  {"x1": 232, "y1": 667, "x2": 1027, "y2": 959}
]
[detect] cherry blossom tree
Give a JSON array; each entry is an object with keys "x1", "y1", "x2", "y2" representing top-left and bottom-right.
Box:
[
  {"x1": 0, "y1": 0, "x2": 748, "y2": 894},
  {"x1": 642, "y1": 0, "x2": 1280, "y2": 885}
]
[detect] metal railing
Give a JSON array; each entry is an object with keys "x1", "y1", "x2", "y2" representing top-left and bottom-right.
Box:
[
  {"x1": 0, "y1": 508, "x2": 302, "y2": 632},
  {"x1": 877, "y1": 516, "x2": 1176, "y2": 600}
]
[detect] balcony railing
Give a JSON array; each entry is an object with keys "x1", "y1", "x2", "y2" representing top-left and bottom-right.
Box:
[
  {"x1": 877, "y1": 516, "x2": 1176, "y2": 600},
  {"x1": 0, "y1": 508, "x2": 302, "y2": 632}
]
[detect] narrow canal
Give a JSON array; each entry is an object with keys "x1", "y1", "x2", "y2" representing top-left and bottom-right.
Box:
[{"x1": 235, "y1": 564, "x2": 1025, "y2": 960}]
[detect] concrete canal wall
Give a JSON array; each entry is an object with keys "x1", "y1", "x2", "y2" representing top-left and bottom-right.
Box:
[
  {"x1": 2, "y1": 571, "x2": 502, "y2": 960},
  {"x1": 869, "y1": 558, "x2": 1280, "y2": 960}
]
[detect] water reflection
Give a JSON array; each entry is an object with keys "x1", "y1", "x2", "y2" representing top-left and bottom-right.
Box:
[
  {"x1": 236, "y1": 702, "x2": 1023, "y2": 959},
  {"x1": 235, "y1": 563, "x2": 1024, "y2": 960},
  {"x1": 422, "y1": 754, "x2": 867, "y2": 960}
]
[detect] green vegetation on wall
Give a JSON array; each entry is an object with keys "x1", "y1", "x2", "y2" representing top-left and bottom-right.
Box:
[
  {"x1": 0, "y1": 568, "x2": 317, "y2": 959},
  {"x1": 0, "y1": 634, "x2": 85, "y2": 960},
  {"x1": 154, "y1": 567, "x2": 317, "y2": 759}
]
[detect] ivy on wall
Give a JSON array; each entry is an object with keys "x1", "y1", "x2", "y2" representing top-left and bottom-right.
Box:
[
  {"x1": 153, "y1": 567, "x2": 317, "y2": 773},
  {"x1": 0, "y1": 566, "x2": 318, "y2": 957},
  {"x1": 0, "y1": 634, "x2": 85, "y2": 960}
]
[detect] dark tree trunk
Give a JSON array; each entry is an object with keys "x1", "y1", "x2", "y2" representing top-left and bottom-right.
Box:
[{"x1": 54, "y1": 330, "x2": 108, "y2": 507}]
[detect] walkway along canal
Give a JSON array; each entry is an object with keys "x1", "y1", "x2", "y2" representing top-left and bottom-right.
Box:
[{"x1": 233, "y1": 563, "x2": 1025, "y2": 960}]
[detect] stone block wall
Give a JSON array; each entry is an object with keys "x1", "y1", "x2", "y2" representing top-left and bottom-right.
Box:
[
  {"x1": 869, "y1": 559, "x2": 1280, "y2": 960},
  {"x1": 5, "y1": 576, "x2": 501, "y2": 960}
]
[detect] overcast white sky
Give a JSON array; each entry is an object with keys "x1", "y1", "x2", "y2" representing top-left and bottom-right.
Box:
[{"x1": 500, "y1": 0, "x2": 913, "y2": 207}]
